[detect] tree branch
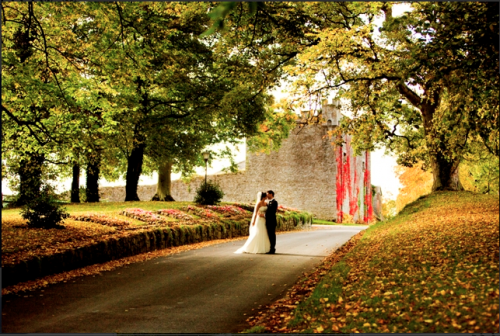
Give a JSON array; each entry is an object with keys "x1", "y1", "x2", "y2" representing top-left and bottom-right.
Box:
[
  {"x1": 396, "y1": 83, "x2": 422, "y2": 109},
  {"x1": 30, "y1": 3, "x2": 72, "y2": 108},
  {"x1": 2, "y1": 104, "x2": 50, "y2": 146},
  {"x1": 368, "y1": 102, "x2": 416, "y2": 150}
]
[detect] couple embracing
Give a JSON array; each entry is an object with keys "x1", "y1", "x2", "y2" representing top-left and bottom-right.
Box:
[{"x1": 234, "y1": 190, "x2": 278, "y2": 255}]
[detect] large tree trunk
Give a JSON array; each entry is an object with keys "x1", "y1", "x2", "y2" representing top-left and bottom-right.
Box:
[
  {"x1": 430, "y1": 153, "x2": 464, "y2": 191},
  {"x1": 398, "y1": 85, "x2": 465, "y2": 192},
  {"x1": 152, "y1": 160, "x2": 175, "y2": 201},
  {"x1": 86, "y1": 152, "x2": 101, "y2": 203},
  {"x1": 125, "y1": 142, "x2": 146, "y2": 201},
  {"x1": 16, "y1": 152, "x2": 44, "y2": 206},
  {"x1": 71, "y1": 162, "x2": 80, "y2": 203},
  {"x1": 420, "y1": 103, "x2": 464, "y2": 191}
]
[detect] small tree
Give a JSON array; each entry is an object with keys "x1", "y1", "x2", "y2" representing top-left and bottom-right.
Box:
[
  {"x1": 20, "y1": 184, "x2": 69, "y2": 229},
  {"x1": 194, "y1": 180, "x2": 224, "y2": 205}
]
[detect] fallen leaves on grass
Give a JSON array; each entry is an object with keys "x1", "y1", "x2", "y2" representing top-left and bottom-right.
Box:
[
  {"x1": 244, "y1": 231, "x2": 363, "y2": 333},
  {"x1": 246, "y1": 191, "x2": 499, "y2": 333},
  {"x1": 2, "y1": 217, "x2": 118, "y2": 266},
  {"x1": 71, "y1": 214, "x2": 132, "y2": 228}
]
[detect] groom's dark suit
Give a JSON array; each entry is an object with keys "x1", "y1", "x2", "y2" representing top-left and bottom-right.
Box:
[{"x1": 265, "y1": 199, "x2": 278, "y2": 253}]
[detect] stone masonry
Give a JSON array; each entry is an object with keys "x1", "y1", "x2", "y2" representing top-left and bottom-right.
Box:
[{"x1": 99, "y1": 102, "x2": 382, "y2": 222}]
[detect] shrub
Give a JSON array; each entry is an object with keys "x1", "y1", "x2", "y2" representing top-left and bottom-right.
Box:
[
  {"x1": 20, "y1": 185, "x2": 69, "y2": 229},
  {"x1": 79, "y1": 186, "x2": 87, "y2": 202},
  {"x1": 194, "y1": 180, "x2": 224, "y2": 205}
]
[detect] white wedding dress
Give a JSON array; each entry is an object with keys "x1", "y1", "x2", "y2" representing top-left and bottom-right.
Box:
[{"x1": 234, "y1": 205, "x2": 271, "y2": 254}]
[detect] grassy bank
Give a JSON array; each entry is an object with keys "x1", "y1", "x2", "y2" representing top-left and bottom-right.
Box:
[{"x1": 247, "y1": 191, "x2": 499, "y2": 333}]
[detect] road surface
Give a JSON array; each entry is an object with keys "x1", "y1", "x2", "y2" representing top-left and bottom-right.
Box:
[{"x1": 2, "y1": 225, "x2": 367, "y2": 333}]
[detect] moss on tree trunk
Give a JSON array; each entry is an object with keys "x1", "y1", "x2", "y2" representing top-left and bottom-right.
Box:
[{"x1": 420, "y1": 103, "x2": 464, "y2": 192}]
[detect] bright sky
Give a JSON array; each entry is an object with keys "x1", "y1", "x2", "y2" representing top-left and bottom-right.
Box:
[{"x1": 2, "y1": 3, "x2": 412, "y2": 201}]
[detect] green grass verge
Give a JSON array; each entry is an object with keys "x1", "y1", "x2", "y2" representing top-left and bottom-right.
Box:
[{"x1": 287, "y1": 191, "x2": 499, "y2": 333}]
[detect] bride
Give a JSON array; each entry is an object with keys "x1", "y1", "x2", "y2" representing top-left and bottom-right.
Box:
[{"x1": 234, "y1": 191, "x2": 271, "y2": 254}]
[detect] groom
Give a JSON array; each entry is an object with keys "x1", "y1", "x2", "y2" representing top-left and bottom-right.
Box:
[{"x1": 262, "y1": 190, "x2": 278, "y2": 254}]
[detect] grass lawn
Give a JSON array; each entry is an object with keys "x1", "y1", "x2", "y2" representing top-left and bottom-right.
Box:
[
  {"x1": 0, "y1": 201, "x2": 239, "y2": 266},
  {"x1": 248, "y1": 191, "x2": 499, "y2": 333},
  {"x1": 1, "y1": 201, "x2": 197, "y2": 224}
]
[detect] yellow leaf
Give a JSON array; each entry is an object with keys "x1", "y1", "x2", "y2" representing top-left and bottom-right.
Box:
[
  {"x1": 424, "y1": 319, "x2": 433, "y2": 323},
  {"x1": 316, "y1": 326, "x2": 324, "y2": 332}
]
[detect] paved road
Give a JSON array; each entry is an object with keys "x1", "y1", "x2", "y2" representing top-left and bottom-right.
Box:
[{"x1": 2, "y1": 225, "x2": 367, "y2": 333}]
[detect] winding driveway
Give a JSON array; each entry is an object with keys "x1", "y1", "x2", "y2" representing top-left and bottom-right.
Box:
[{"x1": 2, "y1": 225, "x2": 367, "y2": 333}]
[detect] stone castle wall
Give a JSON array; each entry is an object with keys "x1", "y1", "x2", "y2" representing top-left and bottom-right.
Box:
[
  {"x1": 99, "y1": 124, "x2": 340, "y2": 219},
  {"x1": 99, "y1": 103, "x2": 381, "y2": 222}
]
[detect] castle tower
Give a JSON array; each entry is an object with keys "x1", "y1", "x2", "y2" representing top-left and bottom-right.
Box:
[
  {"x1": 162, "y1": 100, "x2": 377, "y2": 224},
  {"x1": 321, "y1": 100, "x2": 342, "y2": 128}
]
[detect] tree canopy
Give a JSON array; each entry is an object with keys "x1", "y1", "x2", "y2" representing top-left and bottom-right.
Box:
[
  {"x1": 3, "y1": 1, "x2": 497, "y2": 205},
  {"x1": 2, "y1": 2, "x2": 296, "y2": 203},
  {"x1": 279, "y1": 2, "x2": 498, "y2": 191}
]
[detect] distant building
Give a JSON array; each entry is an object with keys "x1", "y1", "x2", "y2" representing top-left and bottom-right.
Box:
[{"x1": 100, "y1": 101, "x2": 383, "y2": 223}]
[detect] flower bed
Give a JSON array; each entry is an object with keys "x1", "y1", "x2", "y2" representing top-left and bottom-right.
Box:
[
  {"x1": 232, "y1": 203, "x2": 256, "y2": 212},
  {"x1": 71, "y1": 214, "x2": 132, "y2": 228},
  {"x1": 156, "y1": 209, "x2": 193, "y2": 221},
  {"x1": 181, "y1": 205, "x2": 219, "y2": 219},
  {"x1": 278, "y1": 205, "x2": 299, "y2": 213},
  {"x1": 206, "y1": 205, "x2": 248, "y2": 217},
  {"x1": 120, "y1": 208, "x2": 169, "y2": 225}
]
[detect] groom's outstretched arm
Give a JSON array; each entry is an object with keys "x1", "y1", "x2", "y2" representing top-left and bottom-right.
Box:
[{"x1": 271, "y1": 200, "x2": 278, "y2": 215}]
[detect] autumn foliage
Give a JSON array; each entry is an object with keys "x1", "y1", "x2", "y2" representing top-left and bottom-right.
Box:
[
  {"x1": 246, "y1": 191, "x2": 499, "y2": 333},
  {"x1": 394, "y1": 162, "x2": 434, "y2": 214}
]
